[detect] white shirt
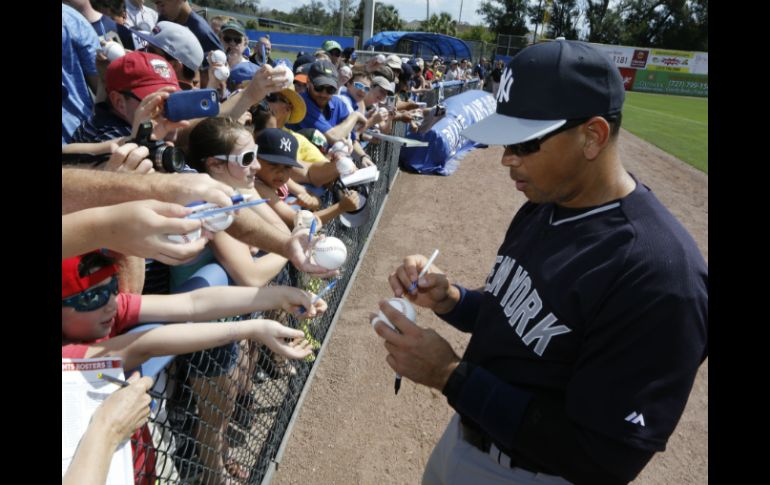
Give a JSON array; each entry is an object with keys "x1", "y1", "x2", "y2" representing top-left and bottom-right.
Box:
[{"x1": 124, "y1": 1, "x2": 158, "y2": 32}]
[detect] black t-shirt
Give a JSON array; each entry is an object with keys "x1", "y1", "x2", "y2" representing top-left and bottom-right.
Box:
[
  {"x1": 462, "y1": 177, "x2": 708, "y2": 453},
  {"x1": 491, "y1": 66, "x2": 503, "y2": 82}
]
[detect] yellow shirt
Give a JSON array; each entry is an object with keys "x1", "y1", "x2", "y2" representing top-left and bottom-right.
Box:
[{"x1": 282, "y1": 127, "x2": 327, "y2": 163}]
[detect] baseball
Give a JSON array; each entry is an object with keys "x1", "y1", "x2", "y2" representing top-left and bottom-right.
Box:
[
  {"x1": 371, "y1": 298, "x2": 416, "y2": 332},
  {"x1": 201, "y1": 212, "x2": 234, "y2": 232},
  {"x1": 335, "y1": 156, "x2": 357, "y2": 176},
  {"x1": 102, "y1": 41, "x2": 125, "y2": 62},
  {"x1": 213, "y1": 65, "x2": 230, "y2": 81},
  {"x1": 293, "y1": 210, "x2": 317, "y2": 231},
  {"x1": 166, "y1": 227, "x2": 202, "y2": 244},
  {"x1": 311, "y1": 236, "x2": 347, "y2": 270},
  {"x1": 210, "y1": 49, "x2": 227, "y2": 65},
  {"x1": 273, "y1": 64, "x2": 293, "y2": 89}
]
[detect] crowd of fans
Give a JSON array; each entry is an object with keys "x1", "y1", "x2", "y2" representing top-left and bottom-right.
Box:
[{"x1": 62, "y1": 2, "x2": 483, "y2": 483}]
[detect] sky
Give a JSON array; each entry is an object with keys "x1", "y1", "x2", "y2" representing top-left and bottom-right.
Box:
[{"x1": 260, "y1": 0, "x2": 489, "y2": 26}]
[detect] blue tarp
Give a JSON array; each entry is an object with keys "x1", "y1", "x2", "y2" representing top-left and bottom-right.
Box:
[
  {"x1": 400, "y1": 90, "x2": 497, "y2": 176},
  {"x1": 363, "y1": 31, "x2": 472, "y2": 60}
]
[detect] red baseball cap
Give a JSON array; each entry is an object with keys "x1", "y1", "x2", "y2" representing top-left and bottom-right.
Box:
[
  {"x1": 106, "y1": 51, "x2": 180, "y2": 100},
  {"x1": 62, "y1": 252, "x2": 118, "y2": 299}
]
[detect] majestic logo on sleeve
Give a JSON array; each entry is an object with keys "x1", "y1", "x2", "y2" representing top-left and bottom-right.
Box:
[
  {"x1": 496, "y1": 68, "x2": 514, "y2": 103},
  {"x1": 484, "y1": 255, "x2": 571, "y2": 356}
]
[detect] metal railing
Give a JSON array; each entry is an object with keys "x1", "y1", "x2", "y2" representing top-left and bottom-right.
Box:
[{"x1": 132, "y1": 125, "x2": 406, "y2": 485}]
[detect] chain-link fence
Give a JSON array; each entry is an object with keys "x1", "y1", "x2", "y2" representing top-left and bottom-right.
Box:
[
  {"x1": 129, "y1": 125, "x2": 406, "y2": 485},
  {"x1": 417, "y1": 78, "x2": 481, "y2": 106}
]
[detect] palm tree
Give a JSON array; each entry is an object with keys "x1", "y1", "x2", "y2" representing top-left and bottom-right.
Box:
[{"x1": 422, "y1": 12, "x2": 457, "y2": 36}]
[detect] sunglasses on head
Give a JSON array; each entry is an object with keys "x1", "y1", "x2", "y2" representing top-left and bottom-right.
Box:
[
  {"x1": 504, "y1": 118, "x2": 591, "y2": 157},
  {"x1": 223, "y1": 35, "x2": 243, "y2": 44},
  {"x1": 313, "y1": 84, "x2": 337, "y2": 95},
  {"x1": 352, "y1": 81, "x2": 370, "y2": 93},
  {"x1": 214, "y1": 146, "x2": 259, "y2": 167},
  {"x1": 62, "y1": 276, "x2": 119, "y2": 312}
]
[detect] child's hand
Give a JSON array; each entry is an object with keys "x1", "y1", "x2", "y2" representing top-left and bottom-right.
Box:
[
  {"x1": 339, "y1": 189, "x2": 360, "y2": 213},
  {"x1": 277, "y1": 287, "x2": 326, "y2": 318},
  {"x1": 251, "y1": 319, "x2": 313, "y2": 360},
  {"x1": 295, "y1": 192, "x2": 321, "y2": 210}
]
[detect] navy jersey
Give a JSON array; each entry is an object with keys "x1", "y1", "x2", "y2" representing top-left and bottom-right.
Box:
[{"x1": 462, "y1": 176, "x2": 708, "y2": 454}]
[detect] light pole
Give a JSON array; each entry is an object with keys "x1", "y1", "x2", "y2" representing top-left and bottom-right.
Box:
[
  {"x1": 426, "y1": 0, "x2": 429, "y2": 22},
  {"x1": 459, "y1": 0, "x2": 464, "y2": 24}
]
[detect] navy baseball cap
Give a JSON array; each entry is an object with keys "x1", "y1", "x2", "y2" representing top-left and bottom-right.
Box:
[
  {"x1": 256, "y1": 128, "x2": 302, "y2": 168},
  {"x1": 309, "y1": 59, "x2": 338, "y2": 89},
  {"x1": 293, "y1": 54, "x2": 316, "y2": 73},
  {"x1": 462, "y1": 40, "x2": 625, "y2": 146}
]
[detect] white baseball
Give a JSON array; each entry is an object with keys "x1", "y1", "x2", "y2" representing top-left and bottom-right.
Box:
[
  {"x1": 335, "y1": 156, "x2": 357, "y2": 176},
  {"x1": 371, "y1": 297, "x2": 416, "y2": 332},
  {"x1": 210, "y1": 50, "x2": 227, "y2": 65},
  {"x1": 293, "y1": 210, "x2": 317, "y2": 231},
  {"x1": 201, "y1": 212, "x2": 234, "y2": 232},
  {"x1": 166, "y1": 227, "x2": 202, "y2": 244},
  {"x1": 213, "y1": 65, "x2": 230, "y2": 81},
  {"x1": 103, "y1": 41, "x2": 125, "y2": 62},
  {"x1": 273, "y1": 64, "x2": 293, "y2": 89},
  {"x1": 311, "y1": 236, "x2": 347, "y2": 270}
]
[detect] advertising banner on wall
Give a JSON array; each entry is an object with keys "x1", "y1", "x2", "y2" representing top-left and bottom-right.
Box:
[
  {"x1": 630, "y1": 49, "x2": 650, "y2": 68},
  {"x1": 618, "y1": 68, "x2": 638, "y2": 91},
  {"x1": 647, "y1": 49, "x2": 694, "y2": 73},
  {"x1": 591, "y1": 44, "x2": 638, "y2": 68},
  {"x1": 632, "y1": 70, "x2": 708, "y2": 97}
]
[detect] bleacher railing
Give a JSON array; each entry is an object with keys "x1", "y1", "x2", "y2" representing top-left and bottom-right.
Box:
[{"x1": 131, "y1": 80, "x2": 479, "y2": 485}]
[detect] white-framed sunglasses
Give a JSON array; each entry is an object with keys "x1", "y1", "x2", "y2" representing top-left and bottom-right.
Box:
[{"x1": 213, "y1": 147, "x2": 259, "y2": 167}]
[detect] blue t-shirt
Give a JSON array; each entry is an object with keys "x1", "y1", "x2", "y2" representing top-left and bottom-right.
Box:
[
  {"x1": 287, "y1": 91, "x2": 355, "y2": 140},
  {"x1": 62, "y1": 4, "x2": 99, "y2": 144}
]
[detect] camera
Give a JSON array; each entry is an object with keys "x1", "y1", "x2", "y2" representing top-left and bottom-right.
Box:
[
  {"x1": 133, "y1": 121, "x2": 185, "y2": 173},
  {"x1": 434, "y1": 103, "x2": 447, "y2": 117}
]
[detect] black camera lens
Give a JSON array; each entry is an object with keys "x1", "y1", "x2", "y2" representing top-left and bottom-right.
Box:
[{"x1": 151, "y1": 144, "x2": 185, "y2": 173}]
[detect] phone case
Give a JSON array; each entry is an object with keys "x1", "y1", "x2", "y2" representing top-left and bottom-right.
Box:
[{"x1": 164, "y1": 89, "x2": 220, "y2": 122}]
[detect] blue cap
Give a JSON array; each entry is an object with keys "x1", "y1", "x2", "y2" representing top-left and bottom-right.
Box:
[{"x1": 228, "y1": 62, "x2": 258, "y2": 89}]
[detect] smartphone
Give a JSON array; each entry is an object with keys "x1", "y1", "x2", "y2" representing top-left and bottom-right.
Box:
[{"x1": 164, "y1": 89, "x2": 220, "y2": 122}]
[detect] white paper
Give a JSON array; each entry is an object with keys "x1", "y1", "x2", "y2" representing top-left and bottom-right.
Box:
[
  {"x1": 62, "y1": 358, "x2": 134, "y2": 484},
  {"x1": 341, "y1": 165, "x2": 380, "y2": 187}
]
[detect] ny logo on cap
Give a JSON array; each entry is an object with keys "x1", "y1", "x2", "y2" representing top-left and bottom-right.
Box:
[
  {"x1": 496, "y1": 68, "x2": 513, "y2": 104},
  {"x1": 280, "y1": 137, "x2": 292, "y2": 152}
]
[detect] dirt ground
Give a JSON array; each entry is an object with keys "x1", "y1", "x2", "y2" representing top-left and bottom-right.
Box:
[{"x1": 272, "y1": 129, "x2": 708, "y2": 485}]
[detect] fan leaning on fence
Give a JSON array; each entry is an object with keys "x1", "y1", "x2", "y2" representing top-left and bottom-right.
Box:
[{"x1": 61, "y1": 251, "x2": 326, "y2": 484}]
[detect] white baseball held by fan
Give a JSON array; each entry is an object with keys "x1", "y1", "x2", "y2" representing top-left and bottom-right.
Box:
[
  {"x1": 311, "y1": 237, "x2": 347, "y2": 270},
  {"x1": 371, "y1": 298, "x2": 416, "y2": 332},
  {"x1": 166, "y1": 227, "x2": 203, "y2": 244}
]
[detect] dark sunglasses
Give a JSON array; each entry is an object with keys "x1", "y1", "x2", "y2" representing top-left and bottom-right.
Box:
[
  {"x1": 504, "y1": 118, "x2": 590, "y2": 156},
  {"x1": 62, "y1": 276, "x2": 119, "y2": 312},
  {"x1": 313, "y1": 85, "x2": 337, "y2": 95},
  {"x1": 266, "y1": 93, "x2": 290, "y2": 105},
  {"x1": 223, "y1": 35, "x2": 243, "y2": 44},
  {"x1": 120, "y1": 90, "x2": 141, "y2": 102}
]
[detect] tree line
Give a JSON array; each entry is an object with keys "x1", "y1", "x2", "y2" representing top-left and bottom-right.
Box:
[{"x1": 192, "y1": 0, "x2": 707, "y2": 51}]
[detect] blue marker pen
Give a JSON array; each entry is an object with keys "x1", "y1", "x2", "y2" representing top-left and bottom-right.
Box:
[
  {"x1": 308, "y1": 218, "x2": 317, "y2": 243},
  {"x1": 298, "y1": 279, "x2": 337, "y2": 315}
]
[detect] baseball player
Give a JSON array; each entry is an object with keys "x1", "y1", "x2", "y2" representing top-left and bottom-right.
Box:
[{"x1": 376, "y1": 40, "x2": 708, "y2": 484}]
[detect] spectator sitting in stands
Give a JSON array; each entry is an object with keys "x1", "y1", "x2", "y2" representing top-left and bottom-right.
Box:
[
  {"x1": 134, "y1": 21, "x2": 204, "y2": 91},
  {"x1": 251, "y1": 36, "x2": 276, "y2": 67},
  {"x1": 293, "y1": 61, "x2": 313, "y2": 95},
  {"x1": 70, "y1": 51, "x2": 180, "y2": 145},
  {"x1": 184, "y1": 116, "x2": 291, "y2": 289},
  {"x1": 219, "y1": 20, "x2": 250, "y2": 69},
  {"x1": 61, "y1": 251, "x2": 324, "y2": 485},
  {"x1": 62, "y1": 3, "x2": 101, "y2": 144},
  {"x1": 322, "y1": 40, "x2": 343, "y2": 68},
  {"x1": 286, "y1": 60, "x2": 374, "y2": 167},
  {"x1": 253, "y1": 129, "x2": 360, "y2": 229},
  {"x1": 444, "y1": 59, "x2": 461, "y2": 81}
]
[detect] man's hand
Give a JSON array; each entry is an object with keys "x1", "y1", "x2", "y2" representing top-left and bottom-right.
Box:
[
  {"x1": 243, "y1": 64, "x2": 290, "y2": 104},
  {"x1": 101, "y1": 143, "x2": 154, "y2": 174},
  {"x1": 371, "y1": 301, "x2": 461, "y2": 390},
  {"x1": 286, "y1": 231, "x2": 340, "y2": 278},
  {"x1": 295, "y1": 192, "x2": 321, "y2": 210},
  {"x1": 131, "y1": 87, "x2": 189, "y2": 142},
  {"x1": 388, "y1": 254, "x2": 459, "y2": 314},
  {"x1": 157, "y1": 172, "x2": 236, "y2": 207},
  {"x1": 98, "y1": 199, "x2": 208, "y2": 265},
  {"x1": 92, "y1": 372, "x2": 154, "y2": 446}
]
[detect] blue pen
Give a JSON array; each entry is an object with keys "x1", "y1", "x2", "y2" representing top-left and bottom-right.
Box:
[
  {"x1": 187, "y1": 193, "x2": 249, "y2": 209},
  {"x1": 308, "y1": 218, "x2": 317, "y2": 243},
  {"x1": 187, "y1": 198, "x2": 269, "y2": 220},
  {"x1": 298, "y1": 279, "x2": 337, "y2": 315}
]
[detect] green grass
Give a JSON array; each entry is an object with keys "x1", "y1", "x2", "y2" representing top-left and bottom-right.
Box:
[{"x1": 621, "y1": 91, "x2": 708, "y2": 173}]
